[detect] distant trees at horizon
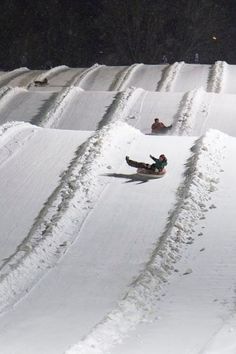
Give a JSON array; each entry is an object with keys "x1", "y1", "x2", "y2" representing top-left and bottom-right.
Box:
[{"x1": 0, "y1": 0, "x2": 234, "y2": 70}]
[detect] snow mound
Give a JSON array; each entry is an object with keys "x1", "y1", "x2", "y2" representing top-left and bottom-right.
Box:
[
  {"x1": 65, "y1": 129, "x2": 227, "y2": 354},
  {"x1": 0, "y1": 121, "x2": 141, "y2": 314},
  {"x1": 0, "y1": 121, "x2": 36, "y2": 167},
  {"x1": 207, "y1": 61, "x2": 227, "y2": 93},
  {"x1": 41, "y1": 86, "x2": 81, "y2": 128},
  {"x1": 173, "y1": 88, "x2": 204, "y2": 135},
  {"x1": 0, "y1": 67, "x2": 29, "y2": 83},
  {"x1": 0, "y1": 87, "x2": 27, "y2": 111},
  {"x1": 111, "y1": 64, "x2": 143, "y2": 91},
  {"x1": 158, "y1": 61, "x2": 184, "y2": 92},
  {"x1": 34, "y1": 65, "x2": 69, "y2": 82},
  {"x1": 0, "y1": 121, "x2": 34, "y2": 141},
  {"x1": 98, "y1": 87, "x2": 145, "y2": 128},
  {"x1": 73, "y1": 64, "x2": 103, "y2": 87}
]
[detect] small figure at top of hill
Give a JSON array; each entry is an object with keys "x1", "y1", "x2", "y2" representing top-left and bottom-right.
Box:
[{"x1": 34, "y1": 78, "x2": 48, "y2": 87}]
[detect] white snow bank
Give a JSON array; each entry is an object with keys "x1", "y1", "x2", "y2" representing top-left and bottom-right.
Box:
[
  {"x1": 158, "y1": 62, "x2": 184, "y2": 92},
  {"x1": 0, "y1": 121, "x2": 36, "y2": 167},
  {"x1": 0, "y1": 68, "x2": 29, "y2": 83},
  {"x1": 34, "y1": 65, "x2": 69, "y2": 82},
  {"x1": 173, "y1": 88, "x2": 204, "y2": 135},
  {"x1": 0, "y1": 121, "x2": 141, "y2": 314},
  {"x1": 0, "y1": 121, "x2": 33, "y2": 144},
  {"x1": 41, "y1": 85, "x2": 144, "y2": 130},
  {"x1": 0, "y1": 87, "x2": 27, "y2": 112},
  {"x1": 73, "y1": 64, "x2": 103, "y2": 87},
  {"x1": 207, "y1": 61, "x2": 227, "y2": 93},
  {"x1": 111, "y1": 64, "x2": 143, "y2": 91},
  {"x1": 65, "y1": 129, "x2": 227, "y2": 354},
  {"x1": 41, "y1": 86, "x2": 82, "y2": 128},
  {"x1": 99, "y1": 87, "x2": 145, "y2": 128}
]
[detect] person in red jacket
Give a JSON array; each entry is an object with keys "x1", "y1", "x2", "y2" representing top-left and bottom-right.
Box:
[{"x1": 151, "y1": 118, "x2": 172, "y2": 134}]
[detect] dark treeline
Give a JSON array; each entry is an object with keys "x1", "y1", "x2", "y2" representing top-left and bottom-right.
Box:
[{"x1": 0, "y1": 0, "x2": 235, "y2": 70}]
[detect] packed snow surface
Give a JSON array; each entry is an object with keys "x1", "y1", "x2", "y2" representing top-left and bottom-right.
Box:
[{"x1": 0, "y1": 63, "x2": 235, "y2": 354}]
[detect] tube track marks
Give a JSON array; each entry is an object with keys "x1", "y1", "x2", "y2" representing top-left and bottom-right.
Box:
[
  {"x1": 98, "y1": 87, "x2": 146, "y2": 129},
  {"x1": 0, "y1": 121, "x2": 139, "y2": 315},
  {"x1": 65, "y1": 130, "x2": 227, "y2": 354},
  {"x1": 109, "y1": 63, "x2": 143, "y2": 91},
  {"x1": 207, "y1": 61, "x2": 227, "y2": 93},
  {"x1": 157, "y1": 61, "x2": 184, "y2": 92},
  {"x1": 72, "y1": 64, "x2": 104, "y2": 88},
  {"x1": 30, "y1": 65, "x2": 104, "y2": 127},
  {"x1": 172, "y1": 88, "x2": 204, "y2": 135},
  {"x1": 0, "y1": 85, "x2": 143, "y2": 314},
  {"x1": 40, "y1": 86, "x2": 81, "y2": 128},
  {"x1": 31, "y1": 65, "x2": 69, "y2": 84}
]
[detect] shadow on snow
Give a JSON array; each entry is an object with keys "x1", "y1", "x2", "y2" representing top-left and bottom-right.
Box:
[{"x1": 103, "y1": 172, "x2": 160, "y2": 184}]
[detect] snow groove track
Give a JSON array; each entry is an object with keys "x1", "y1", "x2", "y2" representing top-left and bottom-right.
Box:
[
  {"x1": 0, "y1": 80, "x2": 146, "y2": 314},
  {"x1": 0, "y1": 68, "x2": 29, "y2": 88},
  {"x1": 32, "y1": 65, "x2": 69, "y2": 84},
  {"x1": 73, "y1": 64, "x2": 104, "y2": 88},
  {"x1": 19, "y1": 70, "x2": 44, "y2": 87},
  {"x1": 66, "y1": 130, "x2": 226, "y2": 354},
  {"x1": 207, "y1": 61, "x2": 227, "y2": 93},
  {"x1": 0, "y1": 86, "x2": 12, "y2": 102},
  {"x1": 109, "y1": 63, "x2": 143, "y2": 91},
  {"x1": 40, "y1": 86, "x2": 82, "y2": 128},
  {"x1": 1, "y1": 63, "x2": 236, "y2": 354},
  {"x1": 173, "y1": 88, "x2": 204, "y2": 135},
  {"x1": 0, "y1": 121, "x2": 138, "y2": 314},
  {"x1": 0, "y1": 111, "x2": 140, "y2": 313},
  {"x1": 157, "y1": 61, "x2": 184, "y2": 92},
  {"x1": 98, "y1": 87, "x2": 146, "y2": 129},
  {"x1": 0, "y1": 87, "x2": 143, "y2": 311}
]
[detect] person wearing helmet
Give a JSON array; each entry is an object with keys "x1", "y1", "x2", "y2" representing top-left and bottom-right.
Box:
[
  {"x1": 149, "y1": 154, "x2": 167, "y2": 171},
  {"x1": 126, "y1": 154, "x2": 167, "y2": 172}
]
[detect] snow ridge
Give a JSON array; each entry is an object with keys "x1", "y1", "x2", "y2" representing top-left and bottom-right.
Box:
[
  {"x1": 40, "y1": 86, "x2": 82, "y2": 128},
  {"x1": 0, "y1": 67, "x2": 29, "y2": 87},
  {"x1": 157, "y1": 61, "x2": 184, "y2": 92},
  {"x1": 0, "y1": 87, "x2": 27, "y2": 112},
  {"x1": 0, "y1": 121, "x2": 140, "y2": 314},
  {"x1": 72, "y1": 64, "x2": 103, "y2": 87},
  {"x1": 173, "y1": 88, "x2": 204, "y2": 135},
  {"x1": 207, "y1": 61, "x2": 227, "y2": 93},
  {"x1": 98, "y1": 87, "x2": 145, "y2": 129},
  {"x1": 0, "y1": 121, "x2": 33, "y2": 142},
  {"x1": 65, "y1": 129, "x2": 226, "y2": 354},
  {"x1": 0, "y1": 86, "x2": 11, "y2": 101},
  {"x1": 0, "y1": 122, "x2": 36, "y2": 167},
  {"x1": 34, "y1": 65, "x2": 69, "y2": 82},
  {"x1": 110, "y1": 64, "x2": 143, "y2": 91}
]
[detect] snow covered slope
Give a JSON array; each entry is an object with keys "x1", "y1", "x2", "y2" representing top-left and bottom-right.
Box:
[
  {"x1": 2, "y1": 62, "x2": 236, "y2": 93},
  {"x1": 0, "y1": 63, "x2": 236, "y2": 354}
]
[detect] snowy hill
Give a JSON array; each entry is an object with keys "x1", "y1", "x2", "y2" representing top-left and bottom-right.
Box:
[{"x1": 0, "y1": 62, "x2": 236, "y2": 354}]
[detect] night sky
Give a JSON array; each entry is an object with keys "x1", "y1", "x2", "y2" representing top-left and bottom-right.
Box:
[{"x1": 0, "y1": 0, "x2": 236, "y2": 70}]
